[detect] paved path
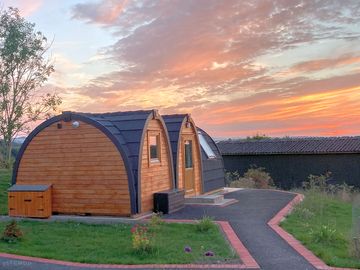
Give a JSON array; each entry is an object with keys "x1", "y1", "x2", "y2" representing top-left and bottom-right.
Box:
[
  {"x1": 167, "y1": 189, "x2": 316, "y2": 270},
  {"x1": 0, "y1": 189, "x2": 315, "y2": 270}
]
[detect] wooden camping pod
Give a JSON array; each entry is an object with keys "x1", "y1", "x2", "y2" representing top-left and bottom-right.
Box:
[
  {"x1": 11, "y1": 110, "x2": 174, "y2": 217},
  {"x1": 163, "y1": 114, "x2": 203, "y2": 196}
]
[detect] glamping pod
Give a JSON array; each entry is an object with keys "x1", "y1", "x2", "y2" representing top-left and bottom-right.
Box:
[
  {"x1": 196, "y1": 127, "x2": 225, "y2": 193},
  {"x1": 11, "y1": 110, "x2": 174, "y2": 217},
  {"x1": 163, "y1": 114, "x2": 203, "y2": 196}
]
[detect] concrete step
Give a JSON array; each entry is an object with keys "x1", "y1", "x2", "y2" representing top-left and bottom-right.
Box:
[{"x1": 185, "y1": 194, "x2": 225, "y2": 204}]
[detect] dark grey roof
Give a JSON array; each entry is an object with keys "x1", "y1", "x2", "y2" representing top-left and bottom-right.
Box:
[
  {"x1": 163, "y1": 114, "x2": 187, "y2": 185},
  {"x1": 78, "y1": 110, "x2": 153, "y2": 174},
  {"x1": 8, "y1": 184, "x2": 51, "y2": 192},
  {"x1": 197, "y1": 127, "x2": 225, "y2": 192},
  {"x1": 217, "y1": 137, "x2": 360, "y2": 155}
]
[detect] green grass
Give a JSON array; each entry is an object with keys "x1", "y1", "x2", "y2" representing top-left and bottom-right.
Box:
[
  {"x1": 0, "y1": 220, "x2": 238, "y2": 264},
  {"x1": 281, "y1": 190, "x2": 359, "y2": 269},
  {"x1": 0, "y1": 169, "x2": 11, "y2": 215},
  {"x1": 0, "y1": 170, "x2": 237, "y2": 264}
]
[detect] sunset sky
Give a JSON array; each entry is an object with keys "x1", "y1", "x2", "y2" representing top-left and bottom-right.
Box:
[{"x1": 2, "y1": 0, "x2": 360, "y2": 138}]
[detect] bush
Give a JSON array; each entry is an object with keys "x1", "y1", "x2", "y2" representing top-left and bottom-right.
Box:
[
  {"x1": 243, "y1": 166, "x2": 274, "y2": 189},
  {"x1": 292, "y1": 206, "x2": 315, "y2": 220},
  {"x1": 225, "y1": 167, "x2": 273, "y2": 189},
  {"x1": 149, "y1": 212, "x2": 164, "y2": 230},
  {"x1": 302, "y1": 172, "x2": 331, "y2": 192},
  {"x1": 130, "y1": 224, "x2": 154, "y2": 254},
  {"x1": 196, "y1": 216, "x2": 216, "y2": 232},
  {"x1": 2, "y1": 220, "x2": 23, "y2": 243},
  {"x1": 310, "y1": 225, "x2": 345, "y2": 244},
  {"x1": 229, "y1": 178, "x2": 256, "y2": 188},
  {"x1": 225, "y1": 171, "x2": 241, "y2": 186}
]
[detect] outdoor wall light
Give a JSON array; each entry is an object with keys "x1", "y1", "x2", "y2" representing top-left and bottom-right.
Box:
[{"x1": 72, "y1": 121, "x2": 80, "y2": 128}]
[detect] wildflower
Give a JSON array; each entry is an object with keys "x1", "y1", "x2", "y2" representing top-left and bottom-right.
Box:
[
  {"x1": 204, "y1": 251, "x2": 214, "y2": 257},
  {"x1": 131, "y1": 225, "x2": 137, "y2": 233},
  {"x1": 184, "y1": 246, "x2": 192, "y2": 253}
]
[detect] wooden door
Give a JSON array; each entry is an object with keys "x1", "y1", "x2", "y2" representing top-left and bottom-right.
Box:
[{"x1": 183, "y1": 137, "x2": 195, "y2": 195}]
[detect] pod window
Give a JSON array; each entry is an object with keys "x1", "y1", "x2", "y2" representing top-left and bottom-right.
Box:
[
  {"x1": 198, "y1": 132, "x2": 216, "y2": 159},
  {"x1": 148, "y1": 132, "x2": 161, "y2": 163}
]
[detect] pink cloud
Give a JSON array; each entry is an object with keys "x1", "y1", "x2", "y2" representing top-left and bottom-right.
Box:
[
  {"x1": 71, "y1": 0, "x2": 128, "y2": 25},
  {"x1": 61, "y1": 0, "x2": 360, "y2": 138},
  {"x1": 2, "y1": 0, "x2": 43, "y2": 16}
]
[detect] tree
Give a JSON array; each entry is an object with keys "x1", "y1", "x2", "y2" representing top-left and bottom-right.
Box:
[
  {"x1": 246, "y1": 132, "x2": 270, "y2": 141},
  {"x1": 0, "y1": 7, "x2": 61, "y2": 168}
]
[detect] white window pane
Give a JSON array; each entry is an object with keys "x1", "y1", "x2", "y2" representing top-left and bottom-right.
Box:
[{"x1": 198, "y1": 132, "x2": 216, "y2": 158}]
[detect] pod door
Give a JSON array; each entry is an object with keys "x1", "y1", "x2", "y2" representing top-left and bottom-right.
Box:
[{"x1": 183, "y1": 136, "x2": 195, "y2": 195}]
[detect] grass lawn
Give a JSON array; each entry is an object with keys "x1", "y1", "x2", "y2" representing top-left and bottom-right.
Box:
[
  {"x1": 0, "y1": 220, "x2": 238, "y2": 264},
  {"x1": 0, "y1": 169, "x2": 11, "y2": 215},
  {"x1": 281, "y1": 190, "x2": 359, "y2": 269},
  {"x1": 0, "y1": 170, "x2": 237, "y2": 264}
]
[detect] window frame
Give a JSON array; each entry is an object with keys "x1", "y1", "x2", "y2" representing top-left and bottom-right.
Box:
[
  {"x1": 147, "y1": 130, "x2": 161, "y2": 165},
  {"x1": 198, "y1": 131, "x2": 216, "y2": 159},
  {"x1": 184, "y1": 139, "x2": 194, "y2": 169}
]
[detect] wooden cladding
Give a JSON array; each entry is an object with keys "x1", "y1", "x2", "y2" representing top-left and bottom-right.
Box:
[
  {"x1": 16, "y1": 120, "x2": 131, "y2": 216},
  {"x1": 141, "y1": 119, "x2": 173, "y2": 212},
  {"x1": 8, "y1": 187, "x2": 52, "y2": 218}
]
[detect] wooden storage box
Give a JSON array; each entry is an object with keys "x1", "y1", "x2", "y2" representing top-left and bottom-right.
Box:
[
  {"x1": 8, "y1": 185, "x2": 52, "y2": 218},
  {"x1": 153, "y1": 189, "x2": 185, "y2": 214}
]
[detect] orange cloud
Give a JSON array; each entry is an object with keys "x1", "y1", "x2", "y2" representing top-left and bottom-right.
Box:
[{"x1": 61, "y1": 1, "x2": 360, "y2": 138}]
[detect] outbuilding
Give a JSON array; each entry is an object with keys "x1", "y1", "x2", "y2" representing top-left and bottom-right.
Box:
[
  {"x1": 11, "y1": 110, "x2": 174, "y2": 217},
  {"x1": 218, "y1": 137, "x2": 360, "y2": 189}
]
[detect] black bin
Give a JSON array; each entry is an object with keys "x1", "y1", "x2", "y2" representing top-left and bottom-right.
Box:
[{"x1": 153, "y1": 189, "x2": 185, "y2": 214}]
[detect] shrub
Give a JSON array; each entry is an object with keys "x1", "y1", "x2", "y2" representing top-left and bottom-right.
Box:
[
  {"x1": 243, "y1": 166, "x2": 274, "y2": 189},
  {"x1": 229, "y1": 178, "x2": 256, "y2": 188},
  {"x1": 302, "y1": 172, "x2": 331, "y2": 192},
  {"x1": 196, "y1": 216, "x2": 216, "y2": 232},
  {"x1": 2, "y1": 220, "x2": 23, "y2": 243},
  {"x1": 310, "y1": 225, "x2": 345, "y2": 244},
  {"x1": 130, "y1": 224, "x2": 154, "y2": 253},
  {"x1": 337, "y1": 183, "x2": 355, "y2": 202},
  {"x1": 292, "y1": 206, "x2": 315, "y2": 220},
  {"x1": 149, "y1": 212, "x2": 164, "y2": 230},
  {"x1": 225, "y1": 171, "x2": 241, "y2": 186}
]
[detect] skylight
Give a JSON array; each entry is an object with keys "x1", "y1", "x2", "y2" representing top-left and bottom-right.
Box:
[{"x1": 198, "y1": 132, "x2": 216, "y2": 159}]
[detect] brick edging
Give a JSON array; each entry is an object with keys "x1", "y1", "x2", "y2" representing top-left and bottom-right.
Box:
[
  {"x1": 0, "y1": 219, "x2": 260, "y2": 269},
  {"x1": 268, "y1": 193, "x2": 355, "y2": 270}
]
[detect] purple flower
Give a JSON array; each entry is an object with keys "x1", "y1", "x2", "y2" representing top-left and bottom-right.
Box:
[
  {"x1": 204, "y1": 251, "x2": 214, "y2": 257},
  {"x1": 184, "y1": 246, "x2": 192, "y2": 253}
]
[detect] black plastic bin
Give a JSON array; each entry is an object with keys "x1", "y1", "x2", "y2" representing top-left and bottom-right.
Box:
[{"x1": 153, "y1": 189, "x2": 185, "y2": 214}]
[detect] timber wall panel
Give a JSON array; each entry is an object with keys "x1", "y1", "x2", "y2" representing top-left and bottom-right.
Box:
[
  {"x1": 16, "y1": 120, "x2": 131, "y2": 216},
  {"x1": 140, "y1": 119, "x2": 172, "y2": 212}
]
